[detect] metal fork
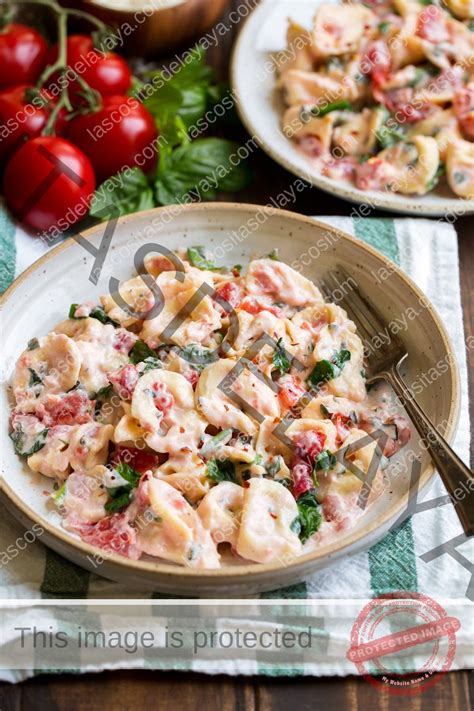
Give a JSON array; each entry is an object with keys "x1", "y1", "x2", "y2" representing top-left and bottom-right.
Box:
[{"x1": 322, "y1": 268, "x2": 474, "y2": 536}]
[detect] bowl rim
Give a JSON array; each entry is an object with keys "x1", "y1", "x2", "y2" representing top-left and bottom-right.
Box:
[
  {"x1": 0, "y1": 202, "x2": 461, "y2": 581},
  {"x1": 229, "y1": 0, "x2": 474, "y2": 217}
]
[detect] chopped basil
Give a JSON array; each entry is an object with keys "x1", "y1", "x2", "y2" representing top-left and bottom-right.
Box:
[
  {"x1": 253, "y1": 453, "x2": 263, "y2": 466},
  {"x1": 181, "y1": 343, "x2": 216, "y2": 369},
  {"x1": 206, "y1": 458, "x2": 237, "y2": 484},
  {"x1": 200, "y1": 428, "x2": 232, "y2": 456},
  {"x1": 187, "y1": 246, "x2": 220, "y2": 271},
  {"x1": 105, "y1": 462, "x2": 141, "y2": 513},
  {"x1": 454, "y1": 171, "x2": 466, "y2": 184},
  {"x1": 27, "y1": 338, "x2": 39, "y2": 351},
  {"x1": 272, "y1": 338, "x2": 291, "y2": 375},
  {"x1": 378, "y1": 21, "x2": 390, "y2": 33},
  {"x1": 268, "y1": 249, "x2": 279, "y2": 260},
  {"x1": 10, "y1": 426, "x2": 49, "y2": 457},
  {"x1": 52, "y1": 481, "x2": 67, "y2": 503},
  {"x1": 311, "y1": 100, "x2": 352, "y2": 117},
  {"x1": 320, "y1": 403, "x2": 331, "y2": 418},
  {"x1": 69, "y1": 303, "x2": 80, "y2": 318},
  {"x1": 426, "y1": 162, "x2": 446, "y2": 191},
  {"x1": 307, "y1": 349, "x2": 351, "y2": 389},
  {"x1": 129, "y1": 339, "x2": 158, "y2": 364}
]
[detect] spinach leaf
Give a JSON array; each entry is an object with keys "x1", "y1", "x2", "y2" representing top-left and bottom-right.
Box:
[
  {"x1": 201, "y1": 428, "x2": 233, "y2": 456},
  {"x1": 69, "y1": 303, "x2": 119, "y2": 327},
  {"x1": 105, "y1": 462, "x2": 141, "y2": 513},
  {"x1": 141, "y1": 356, "x2": 163, "y2": 373},
  {"x1": 89, "y1": 168, "x2": 155, "y2": 221},
  {"x1": 307, "y1": 349, "x2": 351, "y2": 389},
  {"x1": 314, "y1": 449, "x2": 337, "y2": 473},
  {"x1": 206, "y1": 458, "x2": 237, "y2": 484},
  {"x1": 27, "y1": 338, "x2": 39, "y2": 351},
  {"x1": 293, "y1": 491, "x2": 323, "y2": 543},
  {"x1": 155, "y1": 138, "x2": 251, "y2": 206},
  {"x1": 311, "y1": 100, "x2": 351, "y2": 117},
  {"x1": 10, "y1": 427, "x2": 49, "y2": 457},
  {"x1": 187, "y1": 246, "x2": 220, "y2": 271},
  {"x1": 28, "y1": 368, "x2": 43, "y2": 387},
  {"x1": 181, "y1": 343, "x2": 216, "y2": 369},
  {"x1": 129, "y1": 340, "x2": 158, "y2": 364},
  {"x1": 273, "y1": 338, "x2": 291, "y2": 375}
]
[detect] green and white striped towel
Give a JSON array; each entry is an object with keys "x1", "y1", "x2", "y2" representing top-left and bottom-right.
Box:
[{"x1": 0, "y1": 204, "x2": 471, "y2": 681}]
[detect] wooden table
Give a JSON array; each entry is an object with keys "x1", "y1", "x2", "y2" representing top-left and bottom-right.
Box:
[{"x1": 1, "y1": 0, "x2": 472, "y2": 707}]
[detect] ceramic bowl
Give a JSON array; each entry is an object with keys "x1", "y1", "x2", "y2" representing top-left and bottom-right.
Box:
[
  {"x1": 0, "y1": 203, "x2": 460, "y2": 595},
  {"x1": 230, "y1": 0, "x2": 474, "y2": 217}
]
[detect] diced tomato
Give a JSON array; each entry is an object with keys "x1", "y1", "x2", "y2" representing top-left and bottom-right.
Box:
[
  {"x1": 292, "y1": 429, "x2": 326, "y2": 464},
  {"x1": 108, "y1": 364, "x2": 139, "y2": 400},
  {"x1": 152, "y1": 381, "x2": 174, "y2": 415},
  {"x1": 38, "y1": 389, "x2": 93, "y2": 426},
  {"x1": 416, "y1": 6, "x2": 449, "y2": 44},
  {"x1": 363, "y1": 40, "x2": 391, "y2": 86},
  {"x1": 111, "y1": 446, "x2": 159, "y2": 473},
  {"x1": 278, "y1": 376, "x2": 306, "y2": 409},
  {"x1": 299, "y1": 135, "x2": 324, "y2": 157},
  {"x1": 355, "y1": 158, "x2": 393, "y2": 191},
  {"x1": 253, "y1": 267, "x2": 280, "y2": 294},
  {"x1": 291, "y1": 461, "x2": 314, "y2": 499},
  {"x1": 72, "y1": 513, "x2": 142, "y2": 559},
  {"x1": 240, "y1": 297, "x2": 283, "y2": 317},
  {"x1": 333, "y1": 413, "x2": 352, "y2": 444},
  {"x1": 321, "y1": 156, "x2": 358, "y2": 181},
  {"x1": 183, "y1": 368, "x2": 199, "y2": 389},
  {"x1": 113, "y1": 329, "x2": 138, "y2": 354},
  {"x1": 214, "y1": 281, "x2": 244, "y2": 310},
  {"x1": 454, "y1": 85, "x2": 474, "y2": 140}
]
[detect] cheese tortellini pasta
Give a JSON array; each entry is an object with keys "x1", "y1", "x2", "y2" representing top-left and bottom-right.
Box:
[
  {"x1": 278, "y1": 0, "x2": 474, "y2": 200},
  {"x1": 9, "y1": 246, "x2": 411, "y2": 567}
]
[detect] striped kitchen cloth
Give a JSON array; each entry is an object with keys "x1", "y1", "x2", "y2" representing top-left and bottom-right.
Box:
[{"x1": 0, "y1": 204, "x2": 471, "y2": 681}]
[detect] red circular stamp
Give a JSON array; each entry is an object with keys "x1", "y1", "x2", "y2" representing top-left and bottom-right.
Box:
[{"x1": 347, "y1": 592, "x2": 460, "y2": 695}]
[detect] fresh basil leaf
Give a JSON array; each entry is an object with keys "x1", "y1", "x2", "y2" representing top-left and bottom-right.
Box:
[
  {"x1": 268, "y1": 249, "x2": 279, "y2": 260},
  {"x1": 273, "y1": 338, "x2": 291, "y2": 375},
  {"x1": 155, "y1": 138, "x2": 251, "y2": 206},
  {"x1": 69, "y1": 303, "x2": 79, "y2": 318},
  {"x1": 129, "y1": 340, "x2": 157, "y2": 364},
  {"x1": 90, "y1": 167, "x2": 155, "y2": 221},
  {"x1": 378, "y1": 123, "x2": 405, "y2": 149},
  {"x1": 52, "y1": 481, "x2": 67, "y2": 503},
  {"x1": 311, "y1": 100, "x2": 351, "y2": 117},
  {"x1": 105, "y1": 462, "x2": 141, "y2": 512},
  {"x1": 27, "y1": 338, "x2": 39, "y2": 351},
  {"x1": 187, "y1": 246, "x2": 220, "y2": 271},
  {"x1": 89, "y1": 306, "x2": 120, "y2": 327},
  {"x1": 295, "y1": 491, "x2": 323, "y2": 543},
  {"x1": 206, "y1": 458, "x2": 237, "y2": 484},
  {"x1": 426, "y1": 162, "x2": 446, "y2": 191}
]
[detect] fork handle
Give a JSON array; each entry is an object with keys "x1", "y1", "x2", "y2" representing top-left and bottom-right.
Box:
[{"x1": 384, "y1": 367, "x2": 474, "y2": 537}]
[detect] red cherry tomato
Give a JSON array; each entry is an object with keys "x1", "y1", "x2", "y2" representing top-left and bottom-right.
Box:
[
  {"x1": 47, "y1": 35, "x2": 131, "y2": 102},
  {"x1": 66, "y1": 95, "x2": 158, "y2": 182},
  {"x1": 3, "y1": 136, "x2": 96, "y2": 233},
  {"x1": 0, "y1": 85, "x2": 66, "y2": 162},
  {"x1": 0, "y1": 23, "x2": 48, "y2": 90}
]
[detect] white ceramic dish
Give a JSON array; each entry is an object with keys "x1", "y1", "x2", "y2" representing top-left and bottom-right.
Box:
[
  {"x1": 230, "y1": 0, "x2": 474, "y2": 217},
  {"x1": 0, "y1": 203, "x2": 460, "y2": 595}
]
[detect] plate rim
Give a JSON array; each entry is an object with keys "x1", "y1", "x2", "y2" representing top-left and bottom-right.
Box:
[
  {"x1": 229, "y1": 0, "x2": 474, "y2": 217},
  {"x1": 0, "y1": 202, "x2": 461, "y2": 583}
]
